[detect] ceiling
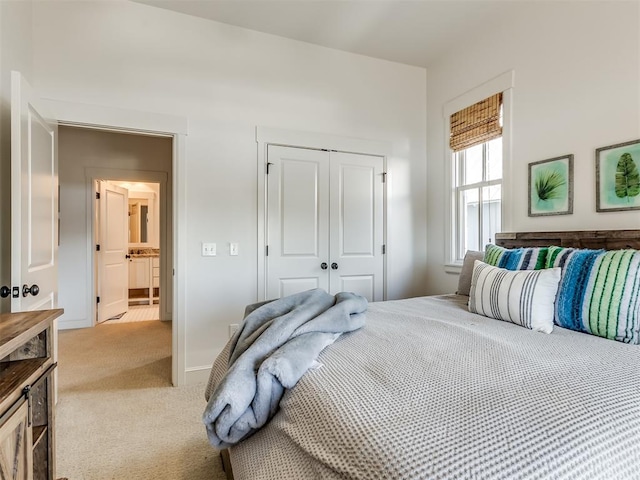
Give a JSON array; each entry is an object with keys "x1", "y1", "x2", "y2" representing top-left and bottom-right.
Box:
[{"x1": 132, "y1": 0, "x2": 529, "y2": 68}]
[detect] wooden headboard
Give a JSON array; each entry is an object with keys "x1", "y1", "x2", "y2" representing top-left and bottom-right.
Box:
[{"x1": 495, "y1": 230, "x2": 640, "y2": 250}]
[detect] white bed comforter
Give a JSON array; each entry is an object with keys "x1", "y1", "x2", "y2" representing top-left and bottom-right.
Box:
[{"x1": 206, "y1": 295, "x2": 640, "y2": 480}]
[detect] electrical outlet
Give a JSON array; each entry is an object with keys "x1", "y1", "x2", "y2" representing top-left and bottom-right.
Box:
[
  {"x1": 228, "y1": 323, "x2": 240, "y2": 338},
  {"x1": 202, "y1": 242, "x2": 216, "y2": 256}
]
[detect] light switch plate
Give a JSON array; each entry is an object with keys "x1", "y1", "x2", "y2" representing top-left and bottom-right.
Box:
[
  {"x1": 230, "y1": 242, "x2": 239, "y2": 256},
  {"x1": 202, "y1": 242, "x2": 216, "y2": 256}
]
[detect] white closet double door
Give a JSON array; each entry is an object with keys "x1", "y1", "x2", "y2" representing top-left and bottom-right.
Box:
[{"x1": 267, "y1": 145, "x2": 384, "y2": 302}]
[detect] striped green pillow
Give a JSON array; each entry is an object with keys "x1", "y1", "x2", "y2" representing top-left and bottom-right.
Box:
[
  {"x1": 484, "y1": 244, "x2": 548, "y2": 270},
  {"x1": 548, "y1": 246, "x2": 640, "y2": 344}
]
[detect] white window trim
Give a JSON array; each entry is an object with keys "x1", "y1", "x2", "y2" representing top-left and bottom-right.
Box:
[{"x1": 443, "y1": 70, "x2": 514, "y2": 273}]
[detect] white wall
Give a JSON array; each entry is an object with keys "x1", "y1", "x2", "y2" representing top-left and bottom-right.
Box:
[
  {"x1": 426, "y1": 1, "x2": 640, "y2": 295},
  {"x1": 32, "y1": 1, "x2": 427, "y2": 378},
  {"x1": 0, "y1": 1, "x2": 33, "y2": 312}
]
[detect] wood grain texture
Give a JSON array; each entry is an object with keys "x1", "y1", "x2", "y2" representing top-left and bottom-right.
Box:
[
  {"x1": 0, "y1": 358, "x2": 51, "y2": 415},
  {"x1": 0, "y1": 310, "x2": 63, "y2": 360},
  {"x1": 9, "y1": 331, "x2": 48, "y2": 362},
  {"x1": 0, "y1": 310, "x2": 60, "y2": 480},
  {"x1": 0, "y1": 400, "x2": 31, "y2": 480},
  {"x1": 33, "y1": 433, "x2": 49, "y2": 480},
  {"x1": 495, "y1": 230, "x2": 640, "y2": 250},
  {"x1": 221, "y1": 449, "x2": 234, "y2": 480},
  {"x1": 32, "y1": 426, "x2": 47, "y2": 448}
]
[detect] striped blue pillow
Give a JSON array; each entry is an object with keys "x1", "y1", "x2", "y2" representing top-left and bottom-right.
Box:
[
  {"x1": 469, "y1": 261, "x2": 562, "y2": 333},
  {"x1": 546, "y1": 246, "x2": 640, "y2": 343}
]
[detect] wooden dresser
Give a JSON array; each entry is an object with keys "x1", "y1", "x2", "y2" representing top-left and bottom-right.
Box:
[{"x1": 0, "y1": 309, "x2": 63, "y2": 480}]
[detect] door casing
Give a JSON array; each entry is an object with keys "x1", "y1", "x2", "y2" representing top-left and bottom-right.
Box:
[
  {"x1": 42, "y1": 98, "x2": 188, "y2": 386},
  {"x1": 86, "y1": 167, "x2": 168, "y2": 317}
]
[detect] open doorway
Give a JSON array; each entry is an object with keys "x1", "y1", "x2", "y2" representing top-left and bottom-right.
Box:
[
  {"x1": 51, "y1": 98, "x2": 186, "y2": 385},
  {"x1": 94, "y1": 180, "x2": 162, "y2": 324},
  {"x1": 58, "y1": 125, "x2": 173, "y2": 377}
]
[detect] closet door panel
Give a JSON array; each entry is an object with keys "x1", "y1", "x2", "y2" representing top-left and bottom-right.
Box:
[
  {"x1": 266, "y1": 146, "x2": 330, "y2": 299},
  {"x1": 341, "y1": 165, "x2": 375, "y2": 255},
  {"x1": 281, "y1": 160, "x2": 321, "y2": 256},
  {"x1": 330, "y1": 152, "x2": 384, "y2": 302},
  {"x1": 337, "y1": 275, "x2": 375, "y2": 302}
]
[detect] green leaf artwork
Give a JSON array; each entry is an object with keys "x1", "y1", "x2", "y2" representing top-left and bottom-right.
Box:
[
  {"x1": 529, "y1": 155, "x2": 572, "y2": 216},
  {"x1": 535, "y1": 169, "x2": 566, "y2": 202},
  {"x1": 615, "y1": 153, "x2": 640, "y2": 201}
]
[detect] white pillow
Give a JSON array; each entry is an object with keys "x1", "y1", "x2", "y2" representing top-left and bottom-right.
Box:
[{"x1": 468, "y1": 260, "x2": 561, "y2": 333}]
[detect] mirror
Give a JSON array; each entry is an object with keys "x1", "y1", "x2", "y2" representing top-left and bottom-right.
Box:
[
  {"x1": 108, "y1": 180, "x2": 159, "y2": 247},
  {"x1": 129, "y1": 198, "x2": 149, "y2": 244}
]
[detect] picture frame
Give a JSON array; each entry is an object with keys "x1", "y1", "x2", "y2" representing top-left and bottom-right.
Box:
[
  {"x1": 596, "y1": 139, "x2": 640, "y2": 212},
  {"x1": 528, "y1": 154, "x2": 573, "y2": 217}
]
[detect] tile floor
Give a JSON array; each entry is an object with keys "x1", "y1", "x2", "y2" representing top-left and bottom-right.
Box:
[{"x1": 105, "y1": 304, "x2": 159, "y2": 324}]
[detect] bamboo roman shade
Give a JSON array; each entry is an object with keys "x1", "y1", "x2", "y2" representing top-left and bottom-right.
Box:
[{"x1": 450, "y1": 93, "x2": 502, "y2": 152}]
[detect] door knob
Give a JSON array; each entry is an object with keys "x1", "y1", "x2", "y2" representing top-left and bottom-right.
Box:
[
  {"x1": 331, "y1": 263, "x2": 338, "y2": 270},
  {"x1": 0, "y1": 286, "x2": 10, "y2": 298},
  {"x1": 125, "y1": 254, "x2": 131, "y2": 259},
  {"x1": 22, "y1": 284, "x2": 40, "y2": 297},
  {"x1": 320, "y1": 262, "x2": 328, "y2": 270}
]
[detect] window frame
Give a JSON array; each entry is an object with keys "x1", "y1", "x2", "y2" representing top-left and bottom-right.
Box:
[
  {"x1": 443, "y1": 71, "x2": 514, "y2": 272},
  {"x1": 453, "y1": 142, "x2": 503, "y2": 262}
]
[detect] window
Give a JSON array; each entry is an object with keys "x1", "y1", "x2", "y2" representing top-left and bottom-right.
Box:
[
  {"x1": 454, "y1": 138, "x2": 502, "y2": 259},
  {"x1": 450, "y1": 93, "x2": 503, "y2": 263}
]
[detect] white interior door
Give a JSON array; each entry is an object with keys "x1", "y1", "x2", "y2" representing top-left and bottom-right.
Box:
[
  {"x1": 97, "y1": 181, "x2": 129, "y2": 323},
  {"x1": 329, "y1": 152, "x2": 384, "y2": 301},
  {"x1": 11, "y1": 71, "x2": 58, "y2": 312},
  {"x1": 266, "y1": 145, "x2": 330, "y2": 299},
  {"x1": 266, "y1": 145, "x2": 385, "y2": 301}
]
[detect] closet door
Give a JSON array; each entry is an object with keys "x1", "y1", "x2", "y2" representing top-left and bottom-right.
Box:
[
  {"x1": 329, "y1": 152, "x2": 384, "y2": 302},
  {"x1": 266, "y1": 146, "x2": 330, "y2": 299}
]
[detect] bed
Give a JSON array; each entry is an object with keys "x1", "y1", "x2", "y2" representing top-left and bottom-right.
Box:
[{"x1": 205, "y1": 230, "x2": 640, "y2": 480}]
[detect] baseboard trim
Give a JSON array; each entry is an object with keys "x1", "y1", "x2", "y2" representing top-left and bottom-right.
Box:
[
  {"x1": 185, "y1": 365, "x2": 213, "y2": 385},
  {"x1": 58, "y1": 318, "x2": 91, "y2": 330}
]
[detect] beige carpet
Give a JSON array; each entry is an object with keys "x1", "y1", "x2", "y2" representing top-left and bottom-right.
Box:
[{"x1": 56, "y1": 320, "x2": 226, "y2": 480}]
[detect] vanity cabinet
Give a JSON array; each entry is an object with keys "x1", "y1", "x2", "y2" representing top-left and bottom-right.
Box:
[
  {"x1": 0, "y1": 309, "x2": 63, "y2": 480},
  {"x1": 128, "y1": 256, "x2": 160, "y2": 305},
  {"x1": 129, "y1": 257, "x2": 150, "y2": 289}
]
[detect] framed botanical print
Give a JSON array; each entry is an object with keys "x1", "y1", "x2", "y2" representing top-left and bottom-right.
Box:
[
  {"x1": 528, "y1": 154, "x2": 573, "y2": 216},
  {"x1": 596, "y1": 139, "x2": 640, "y2": 212}
]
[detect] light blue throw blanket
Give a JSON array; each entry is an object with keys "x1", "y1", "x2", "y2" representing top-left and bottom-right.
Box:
[{"x1": 203, "y1": 288, "x2": 367, "y2": 448}]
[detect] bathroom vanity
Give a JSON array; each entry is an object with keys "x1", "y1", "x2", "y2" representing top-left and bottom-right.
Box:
[{"x1": 128, "y1": 250, "x2": 160, "y2": 305}]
